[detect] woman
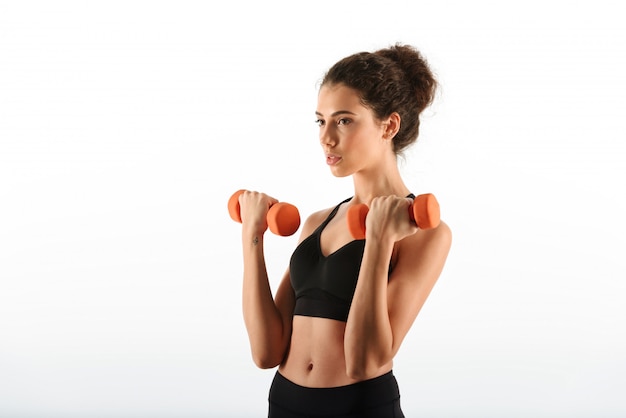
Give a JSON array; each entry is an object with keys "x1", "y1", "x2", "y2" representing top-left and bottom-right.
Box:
[{"x1": 237, "y1": 44, "x2": 452, "y2": 417}]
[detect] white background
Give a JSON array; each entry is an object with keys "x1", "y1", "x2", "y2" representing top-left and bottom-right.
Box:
[{"x1": 1, "y1": 1, "x2": 625, "y2": 417}]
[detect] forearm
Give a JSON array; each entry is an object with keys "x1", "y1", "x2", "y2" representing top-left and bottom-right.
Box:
[
  {"x1": 241, "y1": 231, "x2": 286, "y2": 368},
  {"x1": 344, "y1": 238, "x2": 395, "y2": 378}
]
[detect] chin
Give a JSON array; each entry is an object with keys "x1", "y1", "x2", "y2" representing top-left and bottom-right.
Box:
[{"x1": 329, "y1": 166, "x2": 352, "y2": 178}]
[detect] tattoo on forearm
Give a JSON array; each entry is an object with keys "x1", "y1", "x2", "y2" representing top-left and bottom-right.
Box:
[{"x1": 253, "y1": 236, "x2": 259, "y2": 246}]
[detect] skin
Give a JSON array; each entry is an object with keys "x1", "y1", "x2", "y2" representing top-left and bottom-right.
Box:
[{"x1": 238, "y1": 83, "x2": 452, "y2": 388}]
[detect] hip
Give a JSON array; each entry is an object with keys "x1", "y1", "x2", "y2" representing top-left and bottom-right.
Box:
[{"x1": 268, "y1": 369, "x2": 404, "y2": 417}]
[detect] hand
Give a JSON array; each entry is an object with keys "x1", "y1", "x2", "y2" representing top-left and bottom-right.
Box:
[
  {"x1": 238, "y1": 190, "x2": 279, "y2": 236},
  {"x1": 365, "y1": 196, "x2": 419, "y2": 243}
]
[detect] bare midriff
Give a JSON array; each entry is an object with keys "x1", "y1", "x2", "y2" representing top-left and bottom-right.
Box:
[{"x1": 278, "y1": 315, "x2": 393, "y2": 388}]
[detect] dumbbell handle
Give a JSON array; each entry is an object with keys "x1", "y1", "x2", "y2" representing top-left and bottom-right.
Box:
[
  {"x1": 346, "y1": 193, "x2": 440, "y2": 240},
  {"x1": 228, "y1": 189, "x2": 301, "y2": 237}
]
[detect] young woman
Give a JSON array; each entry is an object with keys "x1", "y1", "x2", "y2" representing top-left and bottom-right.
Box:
[{"x1": 237, "y1": 44, "x2": 452, "y2": 417}]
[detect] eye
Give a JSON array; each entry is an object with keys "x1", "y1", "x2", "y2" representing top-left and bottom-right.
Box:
[
  {"x1": 315, "y1": 119, "x2": 325, "y2": 127},
  {"x1": 337, "y1": 118, "x2": 351, "y2": 126}
]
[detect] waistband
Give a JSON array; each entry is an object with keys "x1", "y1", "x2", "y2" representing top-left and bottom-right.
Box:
[{"x1": 268, "y1": 370, "x2": 401, "y2": 415}]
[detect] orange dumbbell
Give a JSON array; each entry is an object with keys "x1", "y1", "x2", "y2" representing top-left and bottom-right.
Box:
[
  {"x1": 346, "y1": 193, "x2": 441, "y2": 240},
  {"x1": 228, "y1": 189, "x2": 301, "y2": 237}
]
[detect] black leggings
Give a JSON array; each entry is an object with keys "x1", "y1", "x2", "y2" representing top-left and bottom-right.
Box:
[{"x1": 268, "y1": 370, "x2": 405, "y2": 417}]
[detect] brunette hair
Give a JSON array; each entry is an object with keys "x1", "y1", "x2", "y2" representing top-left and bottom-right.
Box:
[{"x1": 321, "y1": 43, "x2": 437, "y2": 155}]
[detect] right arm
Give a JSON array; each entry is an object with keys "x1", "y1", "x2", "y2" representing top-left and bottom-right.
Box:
[
  {"x1": 239, "y1": 191, "x2": 293, "y2": 369},
  {"x1": 241, "y1": 230, "x2": 293, "y2": 369},
  {"x1": 238, "y1": 191, "x2": 328, "y2": 369}
]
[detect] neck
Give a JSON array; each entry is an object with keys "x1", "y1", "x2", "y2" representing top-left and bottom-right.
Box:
[{"x1": 350, "y1": 156, "x2": 410, "y2": 206}]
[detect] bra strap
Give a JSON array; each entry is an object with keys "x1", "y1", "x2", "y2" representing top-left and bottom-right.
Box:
[{"x1": 318, "y1": 197, "x2": 352, "y2": 230}]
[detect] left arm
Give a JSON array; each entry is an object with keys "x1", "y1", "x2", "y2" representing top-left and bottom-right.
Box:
[{"x1": 344, "y1": 197, "x2": 452, "y2": 379}]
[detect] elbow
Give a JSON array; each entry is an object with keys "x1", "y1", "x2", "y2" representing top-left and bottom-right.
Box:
[
  {"x1": 345, "y1": 353, "x2": 390, "y2": 381},
  {"x1": 345, "y1": 364, "x2": 369, "y2": 381},
  {"x1": 344, "y1": 334, "x2": 395, "y2": 380},
  {"x1": 345, "y1": 361, "x2": 379, "y2": 381},
  {"x1": 246, "y1": 322, "x2": 290, "y2": 369},
  {"x1": 253, "y1": 357, "x2": 281, "y2": 370},
  {"x1": 251, "y1": 352, "x2": 282, "y2": 370},
  {"x1": 251, "y1": 346, "x2": 285, "y2": 370}
]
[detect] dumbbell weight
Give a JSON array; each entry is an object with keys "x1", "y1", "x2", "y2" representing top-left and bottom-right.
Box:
[
  {"x1": 228, "y1": 189, "x2": 301, "y2": 236},
  {"x1": 346, "y1": 193, "x2": 440, "y2": 240}
]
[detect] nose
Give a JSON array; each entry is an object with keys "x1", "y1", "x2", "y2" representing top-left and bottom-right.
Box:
[{"x1": 319, "y1": 125, "x2": 336, "y2": 148}]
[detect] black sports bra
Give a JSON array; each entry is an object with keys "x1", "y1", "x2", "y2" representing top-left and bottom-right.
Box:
[{"x1": 289, "y1": 195, "x2": 414, "y2": 322}]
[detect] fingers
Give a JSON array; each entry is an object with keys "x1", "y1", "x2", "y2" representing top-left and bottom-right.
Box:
[
  {"x1": 369, "y1": 195, "x2": 411, "y2": 215},
  {"x1": 238, "y1": 190, "x2": 278, "y2": 208},
  {"x1": 366, "y1": 195, "x2": 418, "y2": 242},
  {"x1": 370, "y1": 196, "x2": 411, "y2": 227},
  {"x1": 238, "y1": 190, "x2": 278, "y2": 234}
]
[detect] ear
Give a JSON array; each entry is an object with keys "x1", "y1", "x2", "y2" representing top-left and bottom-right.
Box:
[{"x1": 382, "y1": 112, "x2": 401, "y2": 140}]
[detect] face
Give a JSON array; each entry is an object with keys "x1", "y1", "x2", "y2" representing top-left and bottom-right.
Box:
[{"x1": 315, "y1": 83, "x2": 391, "y2": 177}]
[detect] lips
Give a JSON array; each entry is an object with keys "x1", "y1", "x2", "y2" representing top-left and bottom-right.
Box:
[{"x1": 326, "y1": 154, "x2": 342, "y2": 166}]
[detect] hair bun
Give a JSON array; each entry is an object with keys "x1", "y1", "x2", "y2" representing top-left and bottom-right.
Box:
[{"x1": 375, "y1": 44, "x2": 437, "y2": 113}]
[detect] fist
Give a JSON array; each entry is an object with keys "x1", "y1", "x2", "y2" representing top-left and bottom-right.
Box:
[{"x1": 365, "y1": 196, "x2": 418, "y2": 243}]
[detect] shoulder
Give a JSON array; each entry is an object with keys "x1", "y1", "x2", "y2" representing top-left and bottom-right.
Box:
[
  {"x1": 417, "y1": 220, "x2": 452, "y2": 250},
  {"x1": 295, "y1": 206, "x2": 335, "y2": 243},
  {"x1": 410, "y1": 220, "x2": 451, "y2": 257},
  {"x1": 393, "y1": 220, "x2": 452, "y2": 275},
  {"x1": 301, "y1": 197, "x2": 351, "y2": 231}
]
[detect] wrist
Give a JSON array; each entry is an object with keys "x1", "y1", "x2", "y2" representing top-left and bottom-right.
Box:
[
  {"x1": 365, "y1": 226, "x2": 395, "y2": 247},
  {"x1": 364, "y1": 232, "x2": 394, "y2": 256},
  {"x1": 243, "y1": 228, "x2": 264, "y2": 242}
]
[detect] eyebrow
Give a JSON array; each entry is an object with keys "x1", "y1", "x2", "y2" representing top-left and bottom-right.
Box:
[{"x1": 315, "y1": 110, "x2": 357, "y2": 117}]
